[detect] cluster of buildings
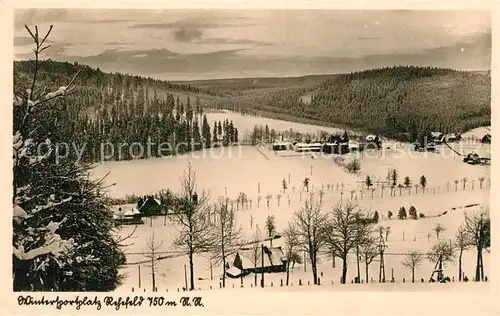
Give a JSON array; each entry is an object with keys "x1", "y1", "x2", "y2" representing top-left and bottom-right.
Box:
[
  {"x1": 111, "y1": 196, "x2": 164, "y2": 226},
  {"x1": 271, "y1": 133, "x2": 382, "y2": 154}
]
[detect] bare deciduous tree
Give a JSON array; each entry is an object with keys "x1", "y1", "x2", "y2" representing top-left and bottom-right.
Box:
[
  {"x1": 276, "y1": 194, "x2": 282, "y2": 206},
  {"x1": 478, "y1": 177, "x2": 485, "y2": 189},
  {"x1": 282, "y1": 223, "x2": 300, "y2": 286},
  {"x1": 248, "y1": 227, "x2": 262, "y2": 287},
  {"x1": 454, "y1": 225, "x2": 472, "y2": 282},
  {"x1": 360, "y1": 236, "x2": 379, "y2": 283},
  {"x1": 463, "y1": 210, "x2": 490, "y2": 281},
  {"x1": 323, "y1": 202, "x2": 374, "y2": 284},
  {"x1": 293, "y1": 195, "x2": 328, "y2": 285},
  {"x1": 172, "y1": 163, "x2": 212, "y2": 290},
  {"x1": 265, "y1": 194, "x2": 272, "y2": 209},
  {"x1": 427, "y1": 240, "x2": 455, "y2": 281},
  {"x1": 143, "y1": 230, "x2": 164, "y2": 292},
  {"x1": 461, "y1": 177, "x2": 468, "y2": 191},
  {"x1": 401, "y1": 250, "x2": 424, "y2": 283},
  {"x1": 209, "y1": 198, "x2": 243, "y2": 288}
]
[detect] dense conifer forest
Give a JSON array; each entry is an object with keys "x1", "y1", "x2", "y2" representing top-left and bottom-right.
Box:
[
  {"x1": 14, "y1": 61, "x2": 240, "y2": 162},
  {"x1": 14, "y1": 61, "x2": 491, "y2": 162},
  {"x1": 248, "y1": 66, "x2": 491, "y2": 140}
]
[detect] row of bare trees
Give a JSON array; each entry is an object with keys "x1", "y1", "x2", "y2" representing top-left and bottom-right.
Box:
[
  {"x1": 397, "y1": 210, "x2": 490, "y2": 284},
  {"x1": 281, "y1": 197, "x2": 490, "y2": 286},
  {"x1": 145, "y1": 163, "x2": 490, "y2": 291},
  {"x1": 281, "y1": 197, "x2": 378, "y2": 285}
]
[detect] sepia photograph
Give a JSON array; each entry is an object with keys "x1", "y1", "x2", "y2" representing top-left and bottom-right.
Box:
[{"x1": 6, "y1": 4, "x2": 496, "y2": 314}]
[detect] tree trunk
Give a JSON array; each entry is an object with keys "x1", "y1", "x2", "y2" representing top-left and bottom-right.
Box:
[
  {"x1": 286, "y1": 261, "x2": 290, "y2": 286},
  {"x1": 458, "y1": 250, "x2": 463, "y2": 282},
  {"x1": 332, "y1": 254, "x2": 336, "y2": 268},
  {"x1": 254, "y1": 270, "x2": 257, "y2": 286},
  {"x1": 151, "y1": 260, "x2": 156, "y2": 291},
  {"x1": 341, "y1": 256, "x2": 348, "y2": 284},
  {"x1": 411, "y1": 267, "x2": 415, "y2": 283},
  {"x1": 311, "y1": 253, "x2": 318, "y2": 284},
  {"x1": 222, "y1": 257, "x2": 226, "y2": 288},
  {"x1": 356, "y1": 247, "x2": 360, "y2": 283},
  {"x1": 475, "y1": 247, "x2": 481, "y2": 282},
  {"x1": 365, "y1": 263, "x2": 369, "y2": 283},
  {"x1": 189, "y1": 251, "x2": 194, "y2": 290},
  {"x1": 479, "y1": 247, "x2": 484, "y2": 281}
]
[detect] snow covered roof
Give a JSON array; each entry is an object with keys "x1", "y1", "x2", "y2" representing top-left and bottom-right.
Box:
[
  {"x1": 234, "y1": 246, "x2": 285, "y2": 269},
  {"x1": 112, "y1": 204, "x2": 140, "y2": 218}
]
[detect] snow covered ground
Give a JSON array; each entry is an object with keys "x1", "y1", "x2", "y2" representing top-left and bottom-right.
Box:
[{"x1": 89, "y1": 119, "x2": 491, "y2": 293}]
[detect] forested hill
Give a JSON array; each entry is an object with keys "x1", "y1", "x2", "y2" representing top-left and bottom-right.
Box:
[
  {"x1": 14, "y1": 60, "x2": 491, "y2": 144},
  {"x1": 248, "y1": 66, "x2": 491, "y2": 140},
  {"x1": 13, "y1": 60, "x2": 223, "y2": 97}
]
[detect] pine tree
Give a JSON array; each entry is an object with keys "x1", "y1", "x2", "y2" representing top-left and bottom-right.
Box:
[
  {"x1": 201, "y1": 114, "x2": 211, "y2": 148},
  {"x1": 212, "y1": 122, "x2": 218, "y2": 145},
  {"x1": 365, "y1": 175, "x2": 373, "y2": 189},
  {"x1": 398, "y1": 207, "x2": 407, "y2": 220},
  {"x1": 419, "y1": 175, "x2": 427, "y2": 193}
]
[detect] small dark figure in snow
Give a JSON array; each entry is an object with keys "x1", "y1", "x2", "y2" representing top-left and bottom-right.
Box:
[{"x1": 464, "y1": 276, "x2": 469, "y2": 282}]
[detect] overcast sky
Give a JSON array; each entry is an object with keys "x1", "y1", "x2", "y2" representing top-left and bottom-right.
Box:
[{"x1": 14, "y1": 9, "x2": 491, "y2": 81}]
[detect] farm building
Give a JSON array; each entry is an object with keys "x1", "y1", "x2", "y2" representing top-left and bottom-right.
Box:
[
  {"x1": 272, "y1": 142, "x2": 290, "y2": 151},
  {"x1": 443, "y1": 133, "x2": 462, "y2": 143},
  {"x1": 112, "y1": 204, "x2": 144, "y2": 225},
  {"x1": 226, "y1": 246, "x2": 287, "y2": 278},
  {"x1": 481, "y1": 134, "x2": 491, "y2": 144},
  {"x1": 321, "y1": 142, "x2": 349, "y2": 154},
  {"x1": 365, "y1": 134, "x2": 377, "y2": 142},
  {"x1": 293, "y1": 142, "x2": 322, "y2": 152},
  {"x1": 364, "y1": 134, "x2": 382, "y2": 149},
  {"x1": 137, "y1": 196, "x2": 164, "y2": 216},
  {"x1": 430, "y1": 132, "x2": 444, "y2": 143},
  {"x1": 412, "y1": 141, "x2": 437, "y2": 152}
]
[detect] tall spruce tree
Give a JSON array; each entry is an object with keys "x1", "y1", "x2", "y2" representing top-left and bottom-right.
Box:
[{"x1": 12, "y1": 25, "x2": 126, "y2": 291}]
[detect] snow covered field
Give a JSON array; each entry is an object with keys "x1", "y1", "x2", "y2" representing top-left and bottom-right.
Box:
[
  {"x1": 90, "y1": 118, "x2": 491, "y2": 293},
  {"x1": 204, "y1": 110, "x2": 347, "y2": 136}
]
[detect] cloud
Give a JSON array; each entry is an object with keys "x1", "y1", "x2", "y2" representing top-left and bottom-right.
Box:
[
  {"x1": 13, "y1": 11, "x2": 490, "y2": 80},
  {"x1": 15, "y1": 42, "x2": 73, "y2": 60},
  {"x1": 14, "y1": 36, "x2": 39, "y2": 46}
]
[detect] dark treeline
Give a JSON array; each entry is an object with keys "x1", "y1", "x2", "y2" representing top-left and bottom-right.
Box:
[
  {"x1": 14, "y1": 60, "x2": 239, "y2": 162},
  {"x1": 250, "y1": 66, "x2": 491, "y2": 141},
  {"x1": 14, "y1": 60, "x2": 225, "y2": 96},
  {"x1": 14, "y1": 61, "x2": 491, "y2": 147}
]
